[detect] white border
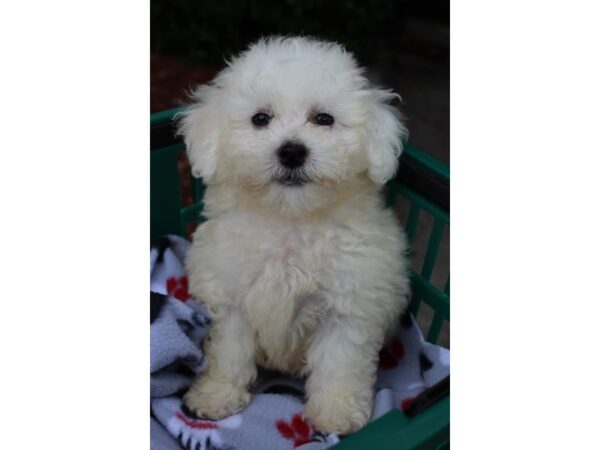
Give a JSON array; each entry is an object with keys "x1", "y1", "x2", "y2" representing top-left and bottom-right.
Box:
[
  {"x1": 1, "y1": 1, "x2": 149, "y2": 448},
  {"x1": 452, "y1": 1, "x2": 600, "y2": 448}
]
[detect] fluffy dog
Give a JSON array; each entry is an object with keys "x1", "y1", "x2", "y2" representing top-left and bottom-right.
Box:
[{"x1": 178, "y1": 36, "x2": 410, "y2": 434}]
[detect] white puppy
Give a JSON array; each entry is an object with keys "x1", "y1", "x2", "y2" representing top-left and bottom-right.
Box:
[{"x1": 178, "y1": 36, "x2": 410, "y2": 435}]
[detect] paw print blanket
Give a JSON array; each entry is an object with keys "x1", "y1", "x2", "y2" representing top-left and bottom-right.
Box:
[{"x1": 150, "y1": 235, "x2": 449, "y2": 450}]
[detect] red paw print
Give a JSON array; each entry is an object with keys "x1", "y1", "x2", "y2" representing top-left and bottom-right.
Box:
[
  {"x1": 276, "y1": 413, "x2": 313, "y2": 448},
  {"x1": 400, "y1": 397, "x2": 414, "y2": 413},
  {"x1": 378, "y1": 337, "x2": 405, "y2": 369},
  {"x1": 166, "y1": 276, "x2": 191, "y2": 302}
]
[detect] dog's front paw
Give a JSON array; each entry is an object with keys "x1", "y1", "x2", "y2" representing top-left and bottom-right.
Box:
[
  {"x1": 183, "y1": 376, "x2": 251, "y2": 420},
  {"x1": 305, "y1": 390, "x2": 373, "y2": 435}
]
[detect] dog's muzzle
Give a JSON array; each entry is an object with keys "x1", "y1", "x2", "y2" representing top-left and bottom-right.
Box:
[
  {"x1": 278, "y1": 170, "x2": 311, "y2": 186},
  {"x1": 276, "y1": 141, "x2": 311, "y2": 186}
]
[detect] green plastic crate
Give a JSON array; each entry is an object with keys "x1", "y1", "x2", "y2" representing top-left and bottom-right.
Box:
[{"x1": 150, "y1": 108, "x2": 450, "y2": 449}]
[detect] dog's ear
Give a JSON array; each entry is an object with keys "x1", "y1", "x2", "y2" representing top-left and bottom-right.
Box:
[
  {"x1": 364, "y1": 89, "x2": 408, "y2": 185},
  {"x1": 176, "y1": 85, "x2": 224, "y2": 183}
]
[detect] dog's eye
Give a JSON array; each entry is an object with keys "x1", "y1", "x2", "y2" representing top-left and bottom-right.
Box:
[
  {"x1": 251, "y1": 112, "x2": 271, "y2": 127},
  {"x1": 313, "y1": 113, "x2": 334, "y2": 126}
]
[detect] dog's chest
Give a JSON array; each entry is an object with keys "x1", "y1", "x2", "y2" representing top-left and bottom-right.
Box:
[
  {"x1": 216, "y1": 214, "x2": 335, "y2": 368},
  {"x1": 219, "y1": 214, "x2": 328, "y2": 289}
]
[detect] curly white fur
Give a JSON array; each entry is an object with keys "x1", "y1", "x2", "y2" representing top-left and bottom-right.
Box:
[{"x1": 179, "y1": 36, "x2": 411, "y2": 434}]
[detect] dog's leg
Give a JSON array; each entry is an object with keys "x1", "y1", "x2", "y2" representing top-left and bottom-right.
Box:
[
  {"x1": 183, "y1": 307, "x2": 256, "y2": 419},
  {"x1": 304, "y1": 315, "x2": 383, "y2": 434}
]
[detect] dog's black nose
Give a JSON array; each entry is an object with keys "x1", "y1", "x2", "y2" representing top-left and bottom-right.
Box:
[{"x1": 277, "y1": 142, "x2": 308, "y2": 169}]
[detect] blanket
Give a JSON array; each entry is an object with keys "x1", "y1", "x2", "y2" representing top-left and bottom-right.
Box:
[{"x1": 150, "y1": 235, "x2": 449, "y2": 450}]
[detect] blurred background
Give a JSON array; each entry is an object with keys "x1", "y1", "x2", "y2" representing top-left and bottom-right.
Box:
[{"x1": 151, "y1": 0, "x2": 449, "y2": 346}]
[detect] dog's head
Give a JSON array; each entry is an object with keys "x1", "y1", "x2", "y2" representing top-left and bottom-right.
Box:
[{"x1": 178, "y1": 36, "x2": 407, "y2": 216}]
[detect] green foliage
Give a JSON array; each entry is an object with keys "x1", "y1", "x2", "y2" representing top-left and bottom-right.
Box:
[{"x1": 151, "y1": 0, "x2": 410, "y2": 67}]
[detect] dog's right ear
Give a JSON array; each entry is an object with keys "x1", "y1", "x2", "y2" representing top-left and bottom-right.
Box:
[{"x1": 176, "y1": 85, "x2": 224, "y2": 183}]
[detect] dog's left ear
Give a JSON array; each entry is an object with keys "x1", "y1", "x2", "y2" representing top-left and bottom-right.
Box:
[{"x1": 364, "y1": 89, "x2": 408, "y2": 185}]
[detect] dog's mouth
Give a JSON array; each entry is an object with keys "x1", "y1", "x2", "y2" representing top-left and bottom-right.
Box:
[{"x1": 277, "y1": 172, "x2": 311, "y2": 187}]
